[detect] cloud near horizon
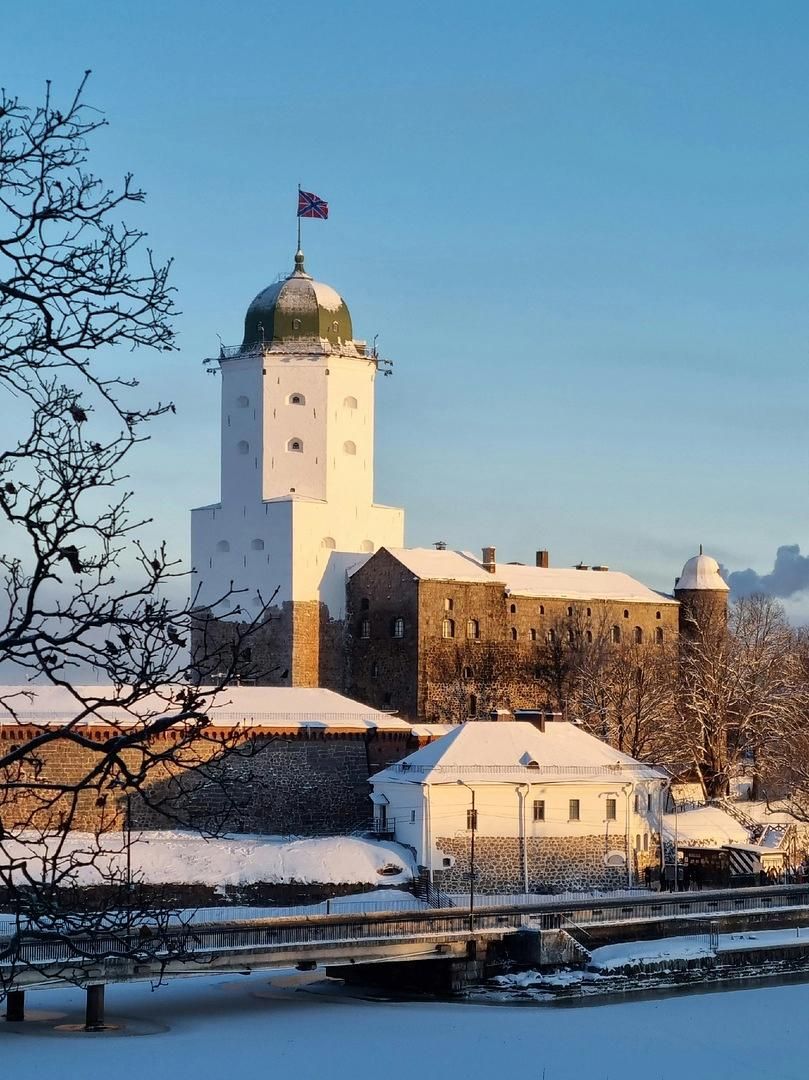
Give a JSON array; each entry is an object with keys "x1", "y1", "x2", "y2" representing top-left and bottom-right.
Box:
[{"x1": 722, "y1": 544, "x2": 809, "y2": 600}]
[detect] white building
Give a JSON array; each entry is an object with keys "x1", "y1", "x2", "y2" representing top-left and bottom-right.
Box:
[
  {"x1": 190, "y1": 249, "x2": 404, "y2": 683},
  {"x1": 370, "y1": 718, "x2": 667, "y2": 892}
]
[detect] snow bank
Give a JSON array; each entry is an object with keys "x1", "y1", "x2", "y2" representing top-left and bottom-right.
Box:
[{"x1": 1, "y1": 831, "x2": 416, "y2": 887}]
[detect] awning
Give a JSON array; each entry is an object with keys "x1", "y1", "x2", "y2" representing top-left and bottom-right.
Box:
[{"x1": 370, "y1": 792, "x2": 389, "y2": 806}]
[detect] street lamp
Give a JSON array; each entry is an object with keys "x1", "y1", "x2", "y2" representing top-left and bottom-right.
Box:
[{"x1": 457, "y1": 780, "x2": 476, "y2": 933}]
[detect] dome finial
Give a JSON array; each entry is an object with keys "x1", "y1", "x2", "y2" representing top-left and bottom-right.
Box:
[
  {"x1": 294, "y1": 248, "x2": 306, "y2": 275},
  {"x1": 699, "y1": 543, "x2": 703, "y2": 556}
]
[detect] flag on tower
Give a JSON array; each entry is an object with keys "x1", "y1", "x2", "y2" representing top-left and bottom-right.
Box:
[{"x1": 297, "y1": 190, "x2": 329, "y2": 219}]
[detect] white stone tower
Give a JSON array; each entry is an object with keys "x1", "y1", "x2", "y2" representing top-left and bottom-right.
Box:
[{"x1": 190, "y1": 248, "x2": 404, "y2": 685}]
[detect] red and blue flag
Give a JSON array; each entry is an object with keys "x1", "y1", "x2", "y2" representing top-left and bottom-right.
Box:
[{"x1": 297, "y1": 190, "x2": 329, "y2": 219}]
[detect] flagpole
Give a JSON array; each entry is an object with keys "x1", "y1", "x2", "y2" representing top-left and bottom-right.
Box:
[{"x1": 297, "y1": 184, "x2": 301, "y2": 252}]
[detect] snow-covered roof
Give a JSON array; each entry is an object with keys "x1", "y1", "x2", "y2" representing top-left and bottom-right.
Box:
[
  {"x1": 662, "y1": 806, "x2": 750, "y2": 847},
  {"x1": 371, "y1": 720, "x2": 665, "y2": 785},
  {"x1": 365, "y1": 548, "x2": 675, "y2": 605},
  {"x1": 0, "y1": 685, "x2": 411, "y2": 731},
  {"x1": 675, "y1": 552, "x2": 729, "y2": 592}
]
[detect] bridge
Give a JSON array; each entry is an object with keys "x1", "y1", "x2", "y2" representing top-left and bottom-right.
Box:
[{"x1": 3, "y1": 882, "x2": 809, "y2": 1028}]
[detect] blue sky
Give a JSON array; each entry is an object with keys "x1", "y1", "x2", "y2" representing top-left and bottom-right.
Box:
[{"x1": 4, "y1": 1, "x2": 809, "y2": 613}]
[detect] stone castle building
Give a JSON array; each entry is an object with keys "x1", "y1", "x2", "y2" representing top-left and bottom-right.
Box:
[{"x1": 191, "y1": 247, "x2": 730, "y2": 720}]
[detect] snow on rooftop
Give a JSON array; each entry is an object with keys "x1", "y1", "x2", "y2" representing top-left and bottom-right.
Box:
[
  {"x1": 662, "y1": 806, "x2": 751, "y2": 847},
  {"x1": 365, "y1": 547, "x2": 675, "y2": 605},
  {"x1": 0, "y1": 684, "x2": 410, "y2": 730},
  {"x1": 371, "y1": 720, "x2": 665, "y2": 785}
]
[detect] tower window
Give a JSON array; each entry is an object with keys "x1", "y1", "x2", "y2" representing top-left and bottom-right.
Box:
[
  {"x1": 321, "y1": 536, "x2": 336, "y2": 549},
  {"x1": 585, "y1": 629, "x2": 593, "y2": 643},
  {"x1": 567, "y1": 606, "x2": 573, "y2": 617},
  {"x1": 611, "y1": 626, "x2": 621, "y2": 644},
  {"x1": 546, "y1": 628, "x2": 555, "y2": 643},
  {"x1": 510, "y1": 603, "x2": 517, "y2": 614},
  {"x1": 359, "y1": 618, "x2": 370, "y2": 640},
  {"x1": 530, "y1": 628, "x2": 537, "y2": 641},
  {"x1": 462, "y1": 665, "x2": 474, "y2": 680},
  {"x1": 656, "y1": 627, "x2": 664, "y2": 645},
  {"x1": 469, "y1": 693, "x2": 478, "y2": 717},
  {"x1": 539, "y1": 604, "x2": 545, "y2": 615},
  {"x1": 444, "y1": 598, "x2": 454, "y2": 612},
  {"x1": 467, "y1": 618, "x2": 480, "y2": 640},
  {"x1": 237, "y1": 440, "x2": 249, "y2": 455},
  {"x1": 287, "y1": 438, "x2": 303, "y2": 453},
  {"x1": 288, "y1": 392, "x2": 306, "y2": 406},
  {"x1": 656, "y1": 610, "x2": 662, "y2": 620},
  {"x1": 331, "y1": 320, "x2": 340, "y2": 333},
  {"x1": 391, "y1": 616, "x2": 405, "y2": 639},
  {"x1": 442, "y1": 618, "x2": 455, "y2": 639},
  {"x1": 343, "y1": 440, "x2": 356, "y2": 455},
  {"x1": 216, "y1": 540, "x2": 230, "y2": 553},
  {"x1": 623, "y1": 609, "x2": 630, "y2": 619},
  {"x1": 370, "y1": 660, "x2": 379, "y2": 678},
  {"x1": 510, "y1": 627, "x2": 518, "y2": 641},
  {"x1": 251, "y1": 538, "x2": 264, "y2": 550},
  {"x1": 634, "y1": 627, "x2": 643, "y2": 644},
  {"x1": 344, "y1": 396, "x2": 358, "y2": 409},
  {"x1": 360, "y1": 598, "x2": 370, "y2": 611},
  {"x1": 586, "y1": 607, "x2": 592, "y2": 617}
]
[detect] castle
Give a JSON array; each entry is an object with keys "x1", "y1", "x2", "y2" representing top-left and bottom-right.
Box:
[{"x1": 190, "y1": 248, "x2": 729, "y2": 719}]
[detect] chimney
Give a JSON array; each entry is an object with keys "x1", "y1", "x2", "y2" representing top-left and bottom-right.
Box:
[
  {"x1": 514, "y1": 708, "x2": 545, "y2": 732},
  {"x1": 487, "y1": 708, "x2": 513, "y2": 722},
  {"x1": 592, "y1": 565, "x2": 609, "y2": 572},
  {"x1": 482, "y1": 546, "x2": 496, "y2": 573},
  {"x1": 575, "y1": 562, "x2": 589, "y2": 571},
  {"x1": 535, "y1": 549, "x2": 549, "y2": 568}
]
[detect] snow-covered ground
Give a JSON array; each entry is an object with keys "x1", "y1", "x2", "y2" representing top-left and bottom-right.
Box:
[
  {"x1": 0, "y1": 831, "x2": 416, "y2": 887},
  {"x1": 589, "y1": 926, "x2": 809, "y2": 970},
  {"x1": 4, "y1": 970, "x2": 809, "y2": 1079}
]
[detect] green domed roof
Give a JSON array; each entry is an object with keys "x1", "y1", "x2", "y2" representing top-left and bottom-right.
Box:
[{"x1": 242, "y1": 251, "x2": 353, "y2": 348}]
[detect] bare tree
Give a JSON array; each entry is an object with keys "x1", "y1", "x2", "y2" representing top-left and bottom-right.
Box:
[{"x1": 0, "y1": 75, "x2": 272, "y2": 990}]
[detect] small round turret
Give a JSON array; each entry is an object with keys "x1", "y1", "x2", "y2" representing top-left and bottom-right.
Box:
[{"x1": 675, "y1": 546, "x2": 729, "y2": 636}]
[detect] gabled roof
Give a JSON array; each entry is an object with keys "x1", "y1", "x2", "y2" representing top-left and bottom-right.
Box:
[
  {"x1": 360, "y1": 547, "x2": 675, "y2": 605},
  {"x1": 371, "y1": 720, "x2": 665, "y2": 785}
]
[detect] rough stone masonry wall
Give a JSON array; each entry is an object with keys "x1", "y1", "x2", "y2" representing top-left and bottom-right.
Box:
[
  {"x1": 0, "y1": 728, "x2": 404, "y2": 837},
  {"x1": 432, "y1": 834, "x2": 635, "y2": 893}
]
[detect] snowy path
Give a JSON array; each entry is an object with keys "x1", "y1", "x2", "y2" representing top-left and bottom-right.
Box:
[{"x1": 3, "y1": 970, "x2": 809, "y2": 1079}]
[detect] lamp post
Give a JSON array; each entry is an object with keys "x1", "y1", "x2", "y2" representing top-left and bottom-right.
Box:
[{"x1": 457, "y1": 780, "x2": 476, "y2": 933}]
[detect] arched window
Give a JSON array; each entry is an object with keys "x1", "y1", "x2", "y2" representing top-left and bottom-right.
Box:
[
  {"x1": 623, "y1": 609, "x2": 630, "y2": 619},
  {"x1": 655, "y1": 627, "x2": 664, "y2": 645},
  {"x1": 343, "y1": 440, "x2": 356, "y2": 455},
  {"x1": 360, "y1": 540, "x2": 374, "y2": 553},
  {"x1": 585, "y1": 629, "x2": 593, "y2": 643},
  {"x1": 442, "y1": 618, "x2": 455, "y2": 639},
  {"x1": 237, "y1": 440, "x2": 249, "y2": 455},
  {"x1": 359, "y1": 618, "x2": 370, "y2": 640},
  {"x1": 510, "y1": 627, "x2": 518, "y2": 641},
  {"x1": 466, "y1": 618, "x2": 480, "y2": 640},
  {"x1": 236, "y1": 395, "x2": 249, "y2": 408},
  {"x1": 251, "y1": 538, "x2": 264, "y2": 550},
  {"x1": 546, "y1": 628, "x2": 555, "y2": 644},
  {"x1": 611, "y1": 626, "x2": 621, "y2": 644},
  {"x1": 539, "y1": 605, "x2": 545, "y2": 615},
  {"x1": 509, "y1": 603, "x2": 517, "y2": 614},
  {"x1": 568, "y1": 628, "x2": 576, "y2": 643},
  {"x1": 567, "y1": 605, "x2": 573, "y2": 617},
  {"x1": 344, "y1": 395, "x2": 358, "y2": 409},
  {"x1": 391, "y1": 616, "x2": 405, "y2": 639},
  {"x1": 287, "y1": 437, "x2": 303, "y2": 453},
  {"x1": 586, "y1": 607, "x2": 592, "y2": 617},
  {"x1": 216, "y1": 540, "x2": 230, "y2": 553},
  {"x1": 462, "y1": 665, "x2": 474, "y2": 680},
  {"x1": 370, "y1": 660, "x2": 379, "y2": 678},
  {"x1": 634, "y1": 627, "x2": 643, "y2": 644},
  {"x1": 445, "y1": 597, "x2": 454, "y2": 611},
  {"x1": 530, "y1": 628, "x2": 537, "y2": 641},
  {"x1": 321, "y1": 536, "x2": 336, "y2": 549},
  {"x1": 655, "y1": 610, "x2": 662, "y2": 620},
  {"x1": 469, "y1": 693, "x2": 478, "y2": 717},
  {"x1": 288, "y1": 392, "x2": 306, "y2": 406}
]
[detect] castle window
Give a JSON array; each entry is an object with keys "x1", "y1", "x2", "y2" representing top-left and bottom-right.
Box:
[
  {"x1": 240, "y1": 648, "x2": 252, "y2": 664},
  {"x1": 605, "y1": 798, "x2": 617, "y2": 821},
  {"x1": 216, "y1": 540, "x2": 230, "y2": 552},
  {"x1": 546, "y1": 628, "x2": 556, "y2": 644},
  {"x1": 444, "y1": 598, "x2": 454, "y2": 612},
  {"x1": 539, "y1": 605, "x2": 545, "y2": 615},
  {"x1": 568, "y1": 628, "x2": 576, "y2": 643},
  {"x1": 469, "y1": 693, "x2": 477, "y2": 716},
  {"x1": 442, "y1": 618, "x2": 455, "y2": 639},
  {"x1": 533, "y1": 800, "x2": 545, "y2": 822},
  {"x1": 634, "y1": 627, "x2": 643, "y2": 644},
  {"x1": 623, "y1": 609, "x2": 630, "y2": 619},
  {"x1": 391, "y1": 616, "x2": 405, "y2": 639},
  {"x1": 360, "y1": 540, "x2": 374, "y2": 553},
  {"x1": 586, "y1": 607, "x2": 592, "y2": 617},
  {"x1": 236, "y1": 395, "x2": 249, "y2": 408},
  {"x1": 251, "y1": 538, "x2": 265, "y2": 550},
  {"x1": 359, "y1": 618, "x2": 370, "y2": 639},
  {"x1": 466, "y1": 618, "x2": 480, "y2": 640},
  {"x1": 569, "y1": 799, "x2": 580, "y2": 822},
  {"x1": 360, "y1": 598, "x2": 370, "y2": 611},
  {"x1": 567, "y1": 606, "x2": 573, "y2": 617},
  {"x1": 288, "y1": 392, "x2": 306, "y2": 406},
  {"x1": 462, "y1": 665, "x2": 474, "y2": 680},
  {"x1": 530, "y1": 628, "x2": 537, "y2": 641},
  {"x1": 656, "y1": 627, "x2": 664, "y2": 645},
  {"x1": 343, "y1": 440, "x2": 356, "y2": 455},
  {"x1": 287, "y1": 437, "x2": 303, "y2": 452},
  {"x1": 611, "y1": 626, "x2": 621, "y2": 644},
  {"x1": 510, "y1": 603, "x2": 517, "y2": 614},
  {"x1": 656, "y1": 610, "x2": 662, "y2": 620},
  {"x1": 344, "y1": 396, "x2": 358, "y2": 409},
  {"x1": 237, "y1": 440, "x2": 249, "y2": 455},
  {"x1": 321, "y1": 536, "x2": 336, "y2": 549},
  {"x1": 331, "y1": 320, "x2": 340, "y2": 333},
  {"x1": 585, "y1": 629, "x2": 593, "y2": 643},
  {"x1": 510, "y1": 627, "x2": 518, "y2": 641},
  {"x1": 370, "y1": 660, "x2": 379, "y2": 678}
]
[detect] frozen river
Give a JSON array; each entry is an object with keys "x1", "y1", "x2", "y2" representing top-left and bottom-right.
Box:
[{"x1": 2, "y1": 970, "x2": 808, "y2": 1080}]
